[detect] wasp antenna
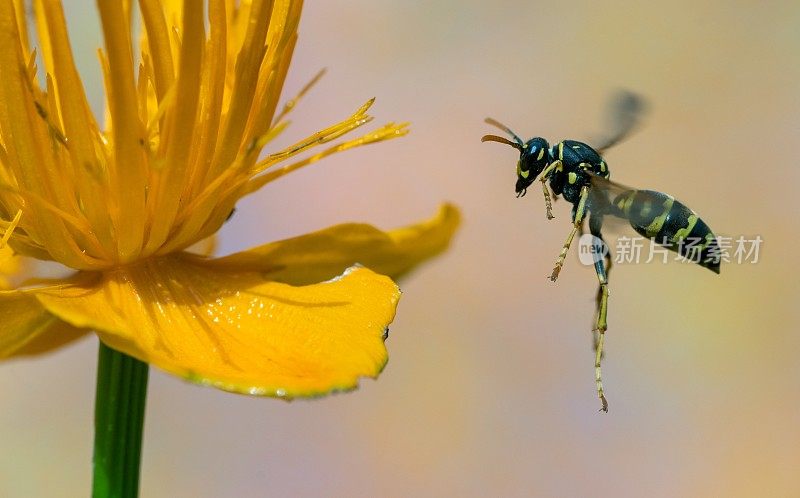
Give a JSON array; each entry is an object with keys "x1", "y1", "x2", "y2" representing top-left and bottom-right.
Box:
[
  {"x1": 481, "y1": 134, "x2": 523, "y2": 150},
  {"x1": 484, "y1": 117, "x2": 524, "y2": 146}
]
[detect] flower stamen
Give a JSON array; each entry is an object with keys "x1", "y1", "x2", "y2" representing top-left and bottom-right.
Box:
[
  {"x1": 245, "y1": 122, "x2": 411, "y2": 194},
  {"x1": 0, "y1": 209, "x2": 23, "y2": 248},
  {"x1": 272, "y1": 68, "x2": 327, "y2": 125}
]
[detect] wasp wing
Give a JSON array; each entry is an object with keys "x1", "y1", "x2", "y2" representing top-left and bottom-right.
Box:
[
  {"x1": 585, "y1": 173, "x2": 636, "y2": 226},
  {"x1": 584, "y1": 173, "x2": 669, "y2": 237},
  {"x1": 591, "y1": 90, "x2": 647, "y2": 154}
]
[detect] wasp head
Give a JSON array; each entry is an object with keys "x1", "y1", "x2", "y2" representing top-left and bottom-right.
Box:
[
  {"x1": 482, "y1": 118, "x2": 550, "y2": 198},
  {"x1": 515, "y1": 137, "x2": 550, "y2": 197}
]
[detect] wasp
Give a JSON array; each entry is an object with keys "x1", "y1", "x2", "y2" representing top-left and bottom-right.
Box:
[{"x1": 482, "y1": 92, "x2": 721, "y2": 412}]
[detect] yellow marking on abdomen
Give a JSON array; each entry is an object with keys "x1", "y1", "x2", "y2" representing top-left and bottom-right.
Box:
[
  {"x1": 618, "y1": 192, "x2": 636, "y2": 215},
  {"x1": 698, "y1": 232, "x2": 716, "y2": 251},
  {"x1": 639, "y1": 200, "x2": 655, "y2": 218},
  {"x1": 671, "y1": 214, "x2": 698, "y2": 243},
  {"x1": 644, "y1": 197, "x2": 674, "y2": 237}
]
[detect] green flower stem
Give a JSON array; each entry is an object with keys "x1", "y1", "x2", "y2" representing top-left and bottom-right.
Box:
[{"x1": 93, "y1": 341, "x2": 149, "y2": 498}]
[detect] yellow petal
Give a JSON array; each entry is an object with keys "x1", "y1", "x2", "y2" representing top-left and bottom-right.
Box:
[
  {"x1": 207, "y1": 203, "x2": 461, "y2": 286},
  {"x1": 0, "y1": 288, "x2": 87, "y2": 359},
  {"x1": 185, "y1": 234, "x2": 219, "y2": 257},
  {"x1": 8, "y1": 318, "x2": 88, "y2": 357},
  {"x1": 31, "y1": 254, "x2": 400, "y2": 398},
  {"x1": 0, "y1": 244, "x2": 23, "y2": 289}
]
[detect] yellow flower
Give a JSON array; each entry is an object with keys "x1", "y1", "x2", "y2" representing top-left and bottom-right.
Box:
[
  {"x1": 0, "y1": 245, "x2": 21, "y2": 289},
  {"x1": 0, "y1": 0, "x2": 459, "y2": 397}
]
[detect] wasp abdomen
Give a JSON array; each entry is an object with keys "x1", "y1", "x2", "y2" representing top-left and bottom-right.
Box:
[{"x1": 615, "y1": 190, "x2": 721, "y2": 274}]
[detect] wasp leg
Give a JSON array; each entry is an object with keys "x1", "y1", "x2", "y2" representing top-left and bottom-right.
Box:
[
  {"x1": 538, "y1": 160, "x2": 561, "y2": 220},
  {"x1": 550, "y1": 185, "x2": 589, "y2": 281},
  {"x1": 593, "y1": 256, "x2": 610, "y2": 412},
  {"x1": 589, "y1": 213, "x2": 610, "y2": 412},
  {"x1": 541, "y1": 180, "x2": 555, "y2": 220},
  {"x1": 589, "y1": 215, "x2": 612, "y2": 355}
]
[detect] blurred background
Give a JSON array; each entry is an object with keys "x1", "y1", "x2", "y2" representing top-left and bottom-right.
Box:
[{"x1": 1, "y1": 0, "x2": 799, "y2": 496}]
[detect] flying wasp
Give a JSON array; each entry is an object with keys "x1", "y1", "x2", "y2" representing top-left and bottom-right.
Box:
[{"x1": 482, "y1": 91, "x2": 721, "y2": 412}]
